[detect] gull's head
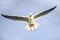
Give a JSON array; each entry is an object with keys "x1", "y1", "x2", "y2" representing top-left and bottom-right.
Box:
[{"x1": 29, "y1": 13, "x2": 32, "y2": 17}]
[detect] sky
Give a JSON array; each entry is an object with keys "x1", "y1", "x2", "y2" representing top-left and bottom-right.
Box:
[{"x1": 0, "y1": 0, "x2": 60, "y2": 40}]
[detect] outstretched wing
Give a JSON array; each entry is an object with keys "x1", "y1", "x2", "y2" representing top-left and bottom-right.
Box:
[
  {"x1": 1, "y1": 14, "x2": 28, "y2": 22},
  {"x1": 34, "y1": 6, "x2": 57, "y2": 19}
]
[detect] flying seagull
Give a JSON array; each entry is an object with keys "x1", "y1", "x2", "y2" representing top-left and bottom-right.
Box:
[{"x1": 1, "y1": 6, "x2": 57, "y2": 31}]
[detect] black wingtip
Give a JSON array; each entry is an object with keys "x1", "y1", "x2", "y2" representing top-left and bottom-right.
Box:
[
  {"x1": 52, "y1": 5, "x2": 57, "y2": 10},
  {"x1": 54, "y1": 5, "x2": 57, "y2": 9},
  {"x1": 48, "y1": 5, "x2": 57, "y2": 12},
  {"x1": 1, "y1": 14, "x2": 4, "y2": 16},
  {"x1": 1, "y1": 14, "x2": 5, "y2": 17},
  {"x1": 1, "y1": 14, "x2": 8, "y2": 18}
]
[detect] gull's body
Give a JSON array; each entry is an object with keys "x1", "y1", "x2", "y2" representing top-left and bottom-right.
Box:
[{"x1": 1, "y1": 6, "x2": 57, "y2": 31}]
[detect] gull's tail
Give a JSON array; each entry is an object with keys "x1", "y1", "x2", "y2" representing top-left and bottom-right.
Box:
[{"x1": 25, "y1": 22, "x2": 39, "y2": 31}]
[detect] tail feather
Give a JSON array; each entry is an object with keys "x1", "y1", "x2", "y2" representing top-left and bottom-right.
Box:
[{"x1": 25, "y1": 23, "x2": 39, "y2": 31}]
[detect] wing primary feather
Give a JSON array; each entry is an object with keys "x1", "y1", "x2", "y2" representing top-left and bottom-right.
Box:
[
  {"x1": 1, "y1": 14, "x2": 28, "y2": 22},
  {"x1": 34, "y1": 6, "x2": 57, "y2": 19}
]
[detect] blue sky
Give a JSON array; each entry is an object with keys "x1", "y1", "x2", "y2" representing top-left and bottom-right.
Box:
[{"x1": 0, "y1": 0, "x2": 60, "y2": 40}]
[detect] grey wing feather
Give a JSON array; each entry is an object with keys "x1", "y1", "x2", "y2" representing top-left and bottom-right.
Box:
[
  {"x1": 34, "y1": 6, "x2": 57, "y2": 19},
  {"x1": 1, "y1": 14, "x2": 28, "y2": 22}
]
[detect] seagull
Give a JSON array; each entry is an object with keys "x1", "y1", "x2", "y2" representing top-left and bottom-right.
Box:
[{"x1": 1, "y1": 6, "x2": 57, "y2": 31}]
